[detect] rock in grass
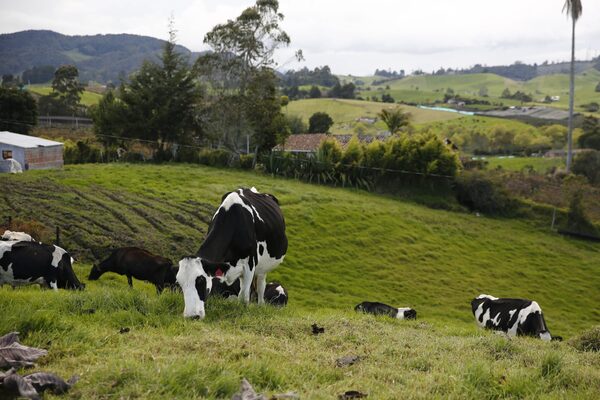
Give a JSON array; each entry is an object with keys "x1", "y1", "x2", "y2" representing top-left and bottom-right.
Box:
[
  {"x1": 335, "y1": 355, "x2": 361, "y2": 367},
  {"x1": 338, "y1": 390, "x2": 368, "y2": 399},
  {"x1": 231, "y1": 378, "x2": 266, "y2": 400},
  {"x1": 311, "y1": 324, "x2": 325, "y2": 335}
]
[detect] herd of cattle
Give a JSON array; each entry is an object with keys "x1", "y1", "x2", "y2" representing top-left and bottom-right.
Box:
[{"x1": 0, "y1": 187, "x2": 561, "y2": 341}]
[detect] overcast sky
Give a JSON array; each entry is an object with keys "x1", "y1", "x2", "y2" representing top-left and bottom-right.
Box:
[{"x1": 1, "y1": 0, "x2": 599, "y2": 75}]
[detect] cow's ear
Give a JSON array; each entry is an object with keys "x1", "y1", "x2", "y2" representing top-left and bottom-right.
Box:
[{"x1": 268, "y1": 194, "x2": 280, "y2": 205}]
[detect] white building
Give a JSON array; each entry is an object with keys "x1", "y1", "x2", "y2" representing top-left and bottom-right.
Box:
[{"x1": 0, "y1": 131, "x2": 64, "y2": 172}]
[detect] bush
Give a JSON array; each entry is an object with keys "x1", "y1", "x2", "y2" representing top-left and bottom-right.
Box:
[
  {"x1": 199, "y1": 149, "x2": 231, "y2": 167},
  {"x1": 454, "y1": 171, "x2": 515, "y2": 215},
  {"x1": 154, "y1": 147, "x2": 174, "y2": 162},
  {"x1": 64, "y1": 139, "x2": 103, "y2": 164},
  {"x1": 239, "y1": 154, "x2": 255, "y2": 170},
  {"x1": 1, "y1": 218, "x2": 52, "y2": 243},
  {"x1": 175, "y1": 146, "x2": 200, "y2": 163},
  {"x1": 572, "y1": 150, "x2": 600, "y2": 184},
  {"x1": 565, "y1": 191, "x2": 598, "y2": 236},
  {"x1": 569, "y1": 326, "x2": 600, "y2": 352},
  {"x1": 308, "y1": 112, "x2": 333, "y2": 133}
]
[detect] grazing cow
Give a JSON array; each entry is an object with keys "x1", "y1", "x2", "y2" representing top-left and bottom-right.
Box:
[
  {"x1": 0, "y1": 241, "x2": 84, "y2": 290},
  {"x1": 1, "y1": 231, "x2": 34, "y2": 242},
  {"x1": 177, "y1": 187, "x2": 288, "y2": 318},
  {"x1": 354, "y1": 301, "x2": 417, "y2": 320},
  {"x1": 471, "y1": 294, "x2": 561, "y2": 341},
  {"x1": 88, "y1": 247, "x2": 176, "y2": 293}
]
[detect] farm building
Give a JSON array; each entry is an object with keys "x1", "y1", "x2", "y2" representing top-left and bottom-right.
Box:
[
  {"x1": 0, "y1": 131, "x2": 64, "y2": 171},
  {"x1": 273, "y1": 133, "x2": 390, "y2": 155}
]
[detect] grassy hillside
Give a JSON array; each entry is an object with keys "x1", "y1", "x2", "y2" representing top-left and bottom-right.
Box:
[
  {"x1": 26, "y1": 84, "x2": 103, "y2": 107},
  {"x1": 349, "y1": 70, "x2": 600, "y2": 113},
  {"x1": 1, "y1": 164, "x2": 599, "y2": 399},
  {"x1": 286, "y1": 98, "x2": 462, "y2": 134}
]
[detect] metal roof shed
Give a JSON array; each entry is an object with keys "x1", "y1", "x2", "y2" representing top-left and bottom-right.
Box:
[{"x1": 0, "y1": 131, "x2": 64, "y2": 171}]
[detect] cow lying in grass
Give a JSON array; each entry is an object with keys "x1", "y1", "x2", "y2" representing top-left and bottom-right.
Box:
[
  {"x1": 88, "y1": 247, "x2": 176, "y2": 293},
  {"x1": 0, "y1": 241, "x2": 84, "y2": 290},
  {"x1": 354, "y1": 301, "x2": 417, "y2": 320},
  {"x1": 471, "y1": 294, "x2": 562, "y2": 341},
  {"x1": 211, "y1": 277, "x2": 288, "y2": 306}
]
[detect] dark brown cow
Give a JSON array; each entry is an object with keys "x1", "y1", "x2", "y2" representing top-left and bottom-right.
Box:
[{"x1": 88, "y1": 247, "x2": 175, "y2": 293}]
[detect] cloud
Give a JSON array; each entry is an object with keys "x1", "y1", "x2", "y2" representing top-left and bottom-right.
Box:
[{"x1": 1, "y1": 0, "x2": 599, "y2": 75}]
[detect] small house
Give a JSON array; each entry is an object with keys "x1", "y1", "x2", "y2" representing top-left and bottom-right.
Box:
[{"x1": 0, "y1": 131, "x2": 64, "y2": 171}]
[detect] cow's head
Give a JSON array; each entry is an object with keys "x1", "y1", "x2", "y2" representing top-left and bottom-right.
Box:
[
  {"x1": 88, "y1": 264, "x2": 102, "y2": 280},
  {"x1": 176, "y1": 257, "x2": 214, "y2": 319},
  {"x1": 57, "y1": 252, "x2": 85, "y2": 290}
]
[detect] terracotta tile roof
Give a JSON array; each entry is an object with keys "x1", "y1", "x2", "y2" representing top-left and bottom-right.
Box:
[{"x1": 273, "y1": 134, "x2": 328, "y2": 152}]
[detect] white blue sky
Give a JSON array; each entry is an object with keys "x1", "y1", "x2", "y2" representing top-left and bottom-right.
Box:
[{"x1": 1, "y1": 0, "x2": 599, "y2": 75}]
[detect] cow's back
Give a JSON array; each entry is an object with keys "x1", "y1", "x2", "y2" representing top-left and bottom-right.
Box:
[{"x1": 0, "y1": 241, "x2": 55, "y2": 283}]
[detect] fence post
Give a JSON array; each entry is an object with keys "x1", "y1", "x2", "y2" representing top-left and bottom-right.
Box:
[
  {"x1": 55, "y1": 226, "x2": 60, "y2": 247},
  {"x1": 551, "y1": 208, "x2": 557, "y2": 230},
  {"x1": 6, "y1": 216, "x2": 12, "y2": 229}
]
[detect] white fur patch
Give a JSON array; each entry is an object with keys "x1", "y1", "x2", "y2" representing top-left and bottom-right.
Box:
[
  {"x1": 215, "y1": 192, "x2": 255, "y2": 221},
  {"x1": 477, "y1": 294, "x2": 499, "y2": 300},
  {"x1": 1, "y1": 230, "x2": 34, "y2": 242},
  {"x1": 176, "y1": 257, "x2": 206, "y2": 319},
  {"x1": 396, "y1": 307, "x2": 412, "y2": 320}
]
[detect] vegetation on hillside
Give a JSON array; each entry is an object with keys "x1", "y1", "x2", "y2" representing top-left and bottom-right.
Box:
[{"x1": 0, "y1": 164, "x2": 599, "y2": 398}]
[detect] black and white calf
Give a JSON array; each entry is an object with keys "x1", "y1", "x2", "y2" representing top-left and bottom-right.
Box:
[
  {"x1": 354, "y1": 301, "x2": 417, "y2": 320},
  {"x1": 0, "y1": 241, "x2": 84, "y2": 290},
  {"x1": 471, "y1": 294, "x2": 561, "y2": 341},
  {"x1": 177, "y1": 187, "x2": 288, "y2": 318}
]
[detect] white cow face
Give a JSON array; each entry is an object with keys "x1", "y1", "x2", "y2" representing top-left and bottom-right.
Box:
[{"x1": 176, "y1": 257, "x2": 213, "y2": 319}]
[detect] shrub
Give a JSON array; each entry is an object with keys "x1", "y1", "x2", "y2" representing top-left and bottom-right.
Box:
[
  {"x1": 308, "y1": 112, "x2": 333, "y2": 133},
  {"x1": 569, "y1": 326, "x2": 600, "y2": 352},
  {"x1": 316, "y1": 138, "x2": 342, "y2": 165},
  {"x1": 565, "y1": 191, "x2": 598, "y2": 236},
  {"x1": 199, "y1": 149, "x2": 231, "y2": 167},
  {"x1": 1, "y1": 218, "x2": 52, "y2": 243},
  {"x1": 64, "y1": 139, "x2": 103, "y2": 164},
  {"x1": 572, "y1": 150, "x2": 600, "y2": 185},
  {"x1": 454, "y1": 171, "x2": 515, "y2": 215},
  {"x1": 175, "y1": 146, "x2": 200, "y2": 163},
  {"x1": 239, "y1": 154, "x2": 255, "y2": 170}
]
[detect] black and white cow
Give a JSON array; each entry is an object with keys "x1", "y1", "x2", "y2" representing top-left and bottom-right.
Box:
[
  {"x1": 177, "y1": 187, "x2": 288, "y2": 319},
  {"x1": 354, "y1": 301, "x2": 417, "y2": 320},
  {"x1": 0, "y1": 241, "x2": 84, "y2": 290},
  {"x1": 88, "y1": 247, "x2": 176, "y2": 293},
  {"x1": 471, "y1": 294, "x2": 561, "y2": 341}
]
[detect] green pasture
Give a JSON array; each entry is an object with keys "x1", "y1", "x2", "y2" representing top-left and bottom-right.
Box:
[
  {"x1": 0, "y1": 164, "x2": 599, "y2": 399},
  {"x1": 26, "y1": 84, "x2": 103, "y2": 107},
  {"x1": 286, "y1": 98, "x2": 462, "y2": 134},
  {"x1": 350, "y1": 70, "x2": 600, "y2": 114}
]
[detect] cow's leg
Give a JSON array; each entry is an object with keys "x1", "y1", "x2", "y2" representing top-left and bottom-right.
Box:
[
  {"x1": 255, "y1": 273, "x2": 267, "y2": 305},
  {"x1": 126, "y1": 275, "x2": 133, "y2": 288},
  {"x1": 238, "y1": 263, "x2": 253, "y2": 304}
]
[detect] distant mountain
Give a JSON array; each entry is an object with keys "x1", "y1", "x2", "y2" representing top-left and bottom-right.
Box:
[{"x1": 0, "y1": 30, "x2": 202, "y2": 83}]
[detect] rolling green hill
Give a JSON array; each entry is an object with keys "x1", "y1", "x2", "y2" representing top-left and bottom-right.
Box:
[
  {"x1": 348, "y1": 70, "x2": 600, "y2": 113},
  {"x1": 26, "y1": 84, "x2": 103, "y2": 107},
  {"x1": 286, "y1": 98, "x2": 462, "y2": 134},
  {"x1": 0, "y1": 30, "x2": 198, "y2": 83},
  {"x1": 0, "y1": 164, "x2": 599, "y2": 399}
]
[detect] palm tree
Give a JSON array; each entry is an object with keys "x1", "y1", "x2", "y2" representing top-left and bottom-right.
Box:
[
  {"x1": 563, "y1": 0, "x2": 583, "y2": 173},
  {"x1": 378, "y1": 108, "x2": 411, "y2": 135}
]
